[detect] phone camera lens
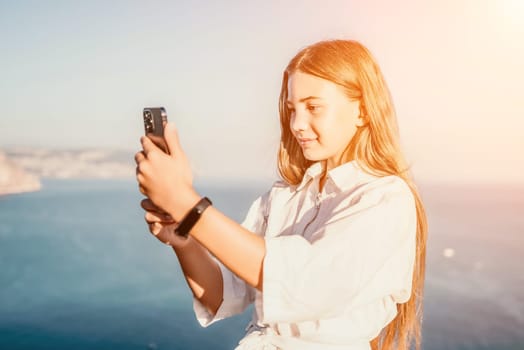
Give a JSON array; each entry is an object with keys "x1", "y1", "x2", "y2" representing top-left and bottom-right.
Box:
[{"x1": 144, "y1": 110, "x2": 154, "y2": 133}]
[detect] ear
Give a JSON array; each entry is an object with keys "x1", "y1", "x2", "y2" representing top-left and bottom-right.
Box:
[
  {"x1": 356, "y1": 114, "x2": 367, "y2": 127},
  {"x1": 356, "y1": 103, "x2": 368, "y2": 127}
]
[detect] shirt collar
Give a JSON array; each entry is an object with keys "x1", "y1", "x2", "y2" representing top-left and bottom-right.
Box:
[
  {"x1": 295, "y1": 160, "x2": 377, "y2": 192},
  {"x1": 328, "y1": 160, "x2": 377, "y2": 191},
  {"x1": 295, "y1": 162, "x2": 324, "y2": 191}
]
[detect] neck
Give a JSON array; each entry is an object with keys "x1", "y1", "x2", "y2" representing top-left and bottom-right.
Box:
[{"x1": 319, "y1": 161, "x2": 328, "y2": 192}]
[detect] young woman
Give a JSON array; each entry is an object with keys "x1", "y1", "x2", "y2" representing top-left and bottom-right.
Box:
[{"x1": 135, "y1": 39, "x2": 428, "y2": 350}]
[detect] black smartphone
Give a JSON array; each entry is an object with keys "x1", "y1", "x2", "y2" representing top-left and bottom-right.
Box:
[{"x1": 143, "y1": 107, "x2": 168, "y2": 153}]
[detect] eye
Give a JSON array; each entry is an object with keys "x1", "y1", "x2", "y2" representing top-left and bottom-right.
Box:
[{"x1": 307, "y1": 105, "x2": 320, "y2": 112}]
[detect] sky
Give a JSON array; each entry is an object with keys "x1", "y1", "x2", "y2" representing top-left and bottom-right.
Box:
[{"x1": 0, "y1": 0, "x2": 523, "y2": 184}]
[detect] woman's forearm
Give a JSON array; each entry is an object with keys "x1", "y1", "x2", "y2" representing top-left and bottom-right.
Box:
[
  {"x1": 173, "y1": 238, "x2": 224, "y2": 315},
  {"x1": 188, "y1": 206, "x2": 266, "y2": 291}
]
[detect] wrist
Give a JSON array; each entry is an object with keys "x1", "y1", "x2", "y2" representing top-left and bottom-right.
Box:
[
  {"x1": 169, "y1": 188, "x2": 200, "y2": 222},
  {"x1": 175, "y1": 196, "x2": 212, "y2": 238},
  {"x1": 171, "y1": 235, "x2": 196, "y2": 254}
]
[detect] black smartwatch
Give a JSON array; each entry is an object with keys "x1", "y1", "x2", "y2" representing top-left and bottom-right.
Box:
[{"x1": 175, "y1": 197, "x2": 212, "y2": 238}]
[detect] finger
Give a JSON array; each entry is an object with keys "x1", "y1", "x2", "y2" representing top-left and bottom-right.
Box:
[
  {"x1": 134, "y1": 150, "x2": 146, "y2": 164},
  {"x1": 135, "y1": 168, "x2": 142, "y2": 184},
  {"x1": 141, "y1": 198, "x2": 157, "y2": 211},
  {"x1": 141, "y1": 198, "x2": 167, "y2": 214},
  {"x1": 141, "y1": 135, "x2": 160, "y2": 156},
  {"x1": 145, "y1": 210, "x2": 173, "y2": 224},
  {"x1": 149, "y1": 222, "x2": 175, "y2": 245},
  {"x1": 164, "y1": 122, "x2": 183, "y2": 157},
  {"x1": 149, "y1": 222, "x2": 162, "y2": 236},
  {"x1": 141, "y1": 198, "x2": 173, "y2": 218}
]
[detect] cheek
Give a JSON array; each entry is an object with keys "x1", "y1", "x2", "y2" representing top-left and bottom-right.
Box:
[
  {"x1": 312, "y1": 115, "x2": 339, "y2": 141},
  {"x1": 288, "y1": 116, "x2": 298, "y2": 137},
  {"x1": 319, "y1": 118, "x2": 358, "y2": 148},
  {"x1": 339, "y1": 122, "x2": 358, "y2": 143}
]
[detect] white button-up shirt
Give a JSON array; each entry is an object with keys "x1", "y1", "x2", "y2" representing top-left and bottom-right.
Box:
[{"x1": 194, "y1": 160, "x2": 417, "y2": 350}]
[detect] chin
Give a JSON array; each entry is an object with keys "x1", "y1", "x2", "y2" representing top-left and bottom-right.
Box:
[{"x1": 302, "y1": 151, "x2": 324, "y2": 163}]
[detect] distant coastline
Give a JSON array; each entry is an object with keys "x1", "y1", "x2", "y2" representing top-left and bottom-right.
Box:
[
  {"x1": 0, "y1": 148, "x2": 135, "y2": 196},
  {"x1": 0, "y1": 150, "x2": 41, "y2": 196}
]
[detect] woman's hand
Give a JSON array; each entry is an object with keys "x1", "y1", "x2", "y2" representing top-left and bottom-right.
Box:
[
  {"x1": 141, "y1": 198, "x2": 190, "y2": 247},
  {"x1": 135, "y1": 122, "x2": 200, "y2": 221}
]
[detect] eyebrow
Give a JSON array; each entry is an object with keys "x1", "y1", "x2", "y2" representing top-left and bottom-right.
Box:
[{"x1": 286, "y1": 96, "x2": 321, "y2": 105}]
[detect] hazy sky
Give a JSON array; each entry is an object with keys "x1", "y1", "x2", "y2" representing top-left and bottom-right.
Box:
[{"x1": 1, "y1": 0, "x2": 523, "y2": 184}]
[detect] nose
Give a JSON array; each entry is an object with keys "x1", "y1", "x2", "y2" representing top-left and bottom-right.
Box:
[{"x1": 290, "y1": 110, "x2": 309, "y2": 133}]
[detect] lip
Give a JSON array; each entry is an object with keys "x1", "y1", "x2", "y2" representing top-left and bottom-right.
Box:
[{"x1": 297, "y1": 138, "x2": 317, "y2": 147}]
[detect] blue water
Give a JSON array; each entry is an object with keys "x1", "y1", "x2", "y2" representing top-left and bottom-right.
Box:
[{"x1": 0, "y1": 180, "x2": 523, "y2": 350}]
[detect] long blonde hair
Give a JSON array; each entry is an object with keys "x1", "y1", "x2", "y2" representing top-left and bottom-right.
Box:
[{"x1": 277, "y1": 39, "x2": 428, "y2": 350}]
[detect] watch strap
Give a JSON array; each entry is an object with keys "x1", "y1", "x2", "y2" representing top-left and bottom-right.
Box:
[{"x1": 175, "y1": 197, "x2": 212, "y2": 237}]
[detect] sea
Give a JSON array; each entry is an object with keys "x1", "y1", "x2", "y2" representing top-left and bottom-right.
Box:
[{"x1": 0, "y1": 179, "x2": 523, "y2": 350}]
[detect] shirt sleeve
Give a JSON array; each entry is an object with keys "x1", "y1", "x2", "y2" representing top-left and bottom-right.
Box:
[
  {"x1": 193, "y1": 187, "x2": 271, "y2": 327},
  {"x1": 193, "y1": 259, "x2": 255, "y2": 327},
  {"x1": 261, "y1": 178, "x2": 417, "y2": 324}
]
